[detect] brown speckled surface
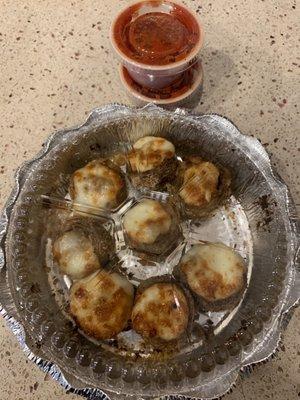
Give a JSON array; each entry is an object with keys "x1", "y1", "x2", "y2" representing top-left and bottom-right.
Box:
[{"x1": 0, "y1": 0, "x2": 299, "y2": 399}]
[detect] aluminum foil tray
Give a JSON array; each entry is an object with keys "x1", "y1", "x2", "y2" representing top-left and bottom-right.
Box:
[{"x1": 0, "y1": 103, "x2": 299, "y2": 400}]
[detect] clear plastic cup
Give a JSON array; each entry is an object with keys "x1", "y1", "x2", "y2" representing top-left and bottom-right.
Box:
[
  {"x1": 110, "y1": 0, "x2": 204, "y2": 90},
  {"x1": 119, "y1": 60, "x2": 203, "y2": 108}
]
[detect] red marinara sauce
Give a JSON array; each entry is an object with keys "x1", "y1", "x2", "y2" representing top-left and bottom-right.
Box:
[{"x1": 113, "y1": 1, "x2": 200, "y2": 66}]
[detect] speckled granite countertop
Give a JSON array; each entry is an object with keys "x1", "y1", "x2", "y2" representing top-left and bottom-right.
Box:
[{"x1": 0, "y1": 0, "x2": 299, "y2": 399}]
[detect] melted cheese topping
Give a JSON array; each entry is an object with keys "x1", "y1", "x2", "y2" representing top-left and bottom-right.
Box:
[
  {"x1": 128, "y1": 136, "x2": 175, "y2": 173},
  {"x1": 132, "y1": 283, "x2": 189, "y2": 341},
  {"x1": 123, "y1": 199, "x2": 171, "y2": 245},
  {"x1": 70, "y1": 271, "x2": 134, "y2": 340},
  {"x1": 179, "y1": 160, "x2": 220, "y2": 207},
  {"x1": 53, "y1": 230, "x2": 100, "y2": 279},
  {"x1": 71, "y1": 160, "x2": 124, "y2": 209},
  {"x1": 180, "y1": 243, "x2": 246, "y2": 302}
]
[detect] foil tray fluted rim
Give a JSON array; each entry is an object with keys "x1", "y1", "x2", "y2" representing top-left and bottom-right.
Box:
[{"x1": 0, "y1": 103, "x2": 299, "y2": 400}]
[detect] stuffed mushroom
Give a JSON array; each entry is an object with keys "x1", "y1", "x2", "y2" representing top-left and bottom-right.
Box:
[
  {"x1": 123, "y1": 199, "x2": 180, "y2": 255},
  {"x1": 178, "y1": 242, "x2": 247, "y2": 311},
  {"x1": 69, "y1": 159, "x2": 127, "y2": 210},
  {"x1": 127, "y1": 136, "x2": 178, "y2": 190},
  {"x1": 132, "y1": 281, "x2": 191, "y2": 342},
  {"x1": 176, "y1": 156, "x2": 231, "y2": 218},
  {"x1": 52, "y1": 217, "x2": 114, "y2": 279},
  {"x1": 70, "y1": 270, "x2": 134, "y2": 340}
]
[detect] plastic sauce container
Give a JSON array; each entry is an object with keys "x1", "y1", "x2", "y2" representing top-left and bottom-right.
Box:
[
  {"x1": 110, "y1": 0, "x2": 204, "y2": 90},
  {"x1": 119, "y1": 60, "x2": 203, "y2": 109}
]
